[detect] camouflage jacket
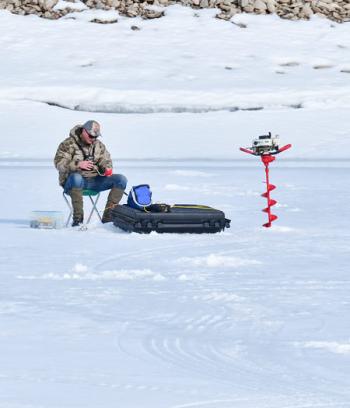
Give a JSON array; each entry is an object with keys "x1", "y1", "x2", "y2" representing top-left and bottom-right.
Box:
[{"x1": 54, "y1": 125, "x2": 113, "y2": 186}]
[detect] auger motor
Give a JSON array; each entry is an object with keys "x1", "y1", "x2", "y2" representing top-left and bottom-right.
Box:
[{"x1": 252, "y1": 132, "x2": 280, "y2": 155}]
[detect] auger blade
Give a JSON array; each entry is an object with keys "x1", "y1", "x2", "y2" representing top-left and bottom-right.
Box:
[
  {"x1": 270, "y1": 214, "x2": 278, "y2": 222},
  {"x1": 262, "y1": 200, "x2": 276, "y2": 211},
  {"x1": 261, "y1": 185, "x2": 276, "y2": 197}
]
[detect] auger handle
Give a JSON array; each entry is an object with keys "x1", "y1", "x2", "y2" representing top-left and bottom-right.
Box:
[
  {"x1": 240, "y1": 144, "x2": 292, "y2": 156},
  {"x1": 277, "y1": 144, "x2": 292, "y2": 154},
  {"x1": 239, "y1": 147, "x2": 257, "y2": 155}
]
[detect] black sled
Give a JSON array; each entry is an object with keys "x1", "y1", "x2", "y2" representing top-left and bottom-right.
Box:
[{"x1": 112, "y1": 204, "x2": 231, "y2": 234}]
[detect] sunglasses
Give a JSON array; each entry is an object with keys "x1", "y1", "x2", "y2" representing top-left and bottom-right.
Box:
[{"x1": 83, "y1": 129, "x2": 99, "y2": 139}]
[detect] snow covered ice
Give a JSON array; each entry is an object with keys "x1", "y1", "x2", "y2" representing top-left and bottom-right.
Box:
[{"x1": 0, "y1": 6, "x2": 350, "y2": 408}]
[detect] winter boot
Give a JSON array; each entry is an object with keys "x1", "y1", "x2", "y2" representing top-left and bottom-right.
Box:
[
  {"x1": 70, "y1": 188, "x2": 84, "y2": 226},
  {"x1": 102, "y1": 188, "x2": 124, "y2": 223}
]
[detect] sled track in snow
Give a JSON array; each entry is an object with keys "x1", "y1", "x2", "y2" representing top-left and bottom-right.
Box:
[
  {"x1": 118, "y1": 312, "x2": 347, "y2": 403},
  {"x1": 96, "y1": 241, "x2": 350, "y2": 403}
]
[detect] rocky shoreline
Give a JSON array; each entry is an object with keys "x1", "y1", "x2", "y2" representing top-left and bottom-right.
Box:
[{"x1": 0, "y1": 0, "x2": 349, "y2": 23}]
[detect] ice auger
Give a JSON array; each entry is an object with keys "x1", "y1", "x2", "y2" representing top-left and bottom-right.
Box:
[{"x1": 240, "y1": 133, "x2": 292, "y2": 228}]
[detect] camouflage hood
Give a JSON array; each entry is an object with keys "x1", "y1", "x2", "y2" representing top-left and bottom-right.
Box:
[
  {"x1": 54, "y1": 125, "x2": 113, "y2": 187},
  {"x1": 69, "y1": 125, "x2": 83, "y2": 144}
]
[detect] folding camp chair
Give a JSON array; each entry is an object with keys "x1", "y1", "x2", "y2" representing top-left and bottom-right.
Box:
[{"x1": 63, "y1": 189, "x2": 102, "y2": 227}]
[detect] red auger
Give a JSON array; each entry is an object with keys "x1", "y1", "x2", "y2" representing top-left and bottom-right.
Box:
[{"x1": 240, "y1": 134, "x2": 291, "y2": 228}]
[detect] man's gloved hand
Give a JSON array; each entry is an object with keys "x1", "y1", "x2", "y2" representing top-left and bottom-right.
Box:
[
  {"x1": 78, "y1": 160, "x2": 94, "y2": 170},
  {"x1": 104, "y1": 168, "x2": 113, "y2": 177}
]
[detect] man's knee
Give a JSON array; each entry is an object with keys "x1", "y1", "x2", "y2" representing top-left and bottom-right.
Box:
[
  {"x1": 66, "y1": 172, "x2": 84, "y2": 190},
  {"x1": 111, "y1": 174, "x2": 127, "y2": 190}
]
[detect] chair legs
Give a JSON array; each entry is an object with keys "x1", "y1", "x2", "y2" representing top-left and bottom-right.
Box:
[
  {"x1": 63, "y1": 192, "x2": 102, "y2": 227},
  {"x1": 86, "y1": 193, "x2": 102, "y2": 223}
]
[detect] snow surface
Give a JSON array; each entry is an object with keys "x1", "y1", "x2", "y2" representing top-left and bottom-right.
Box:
[{"x1": 0, "y1": 6, "x2": 349, "y2": 408}]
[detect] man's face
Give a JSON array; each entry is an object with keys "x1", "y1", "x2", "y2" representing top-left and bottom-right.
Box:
[{"x1": 81, "y1": 128, "x2": 97, "y2": 145}]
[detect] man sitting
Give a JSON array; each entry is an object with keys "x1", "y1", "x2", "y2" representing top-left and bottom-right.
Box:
[{"x1": 54, "y1": 120, "x2": 127, "y2": 226}]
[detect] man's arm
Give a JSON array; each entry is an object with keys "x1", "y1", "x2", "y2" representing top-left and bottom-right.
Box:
[
  {"x1": 96, "y1": 142, "x2": 113, "y2": 172},
  {"x1": 54, "y1": 140, "x2": 79, "y2": 173}
]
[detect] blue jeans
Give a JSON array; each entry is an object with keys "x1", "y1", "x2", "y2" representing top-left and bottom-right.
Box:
[{"x1": 64, "y1": 172, "x2": 127, "y2": 194}]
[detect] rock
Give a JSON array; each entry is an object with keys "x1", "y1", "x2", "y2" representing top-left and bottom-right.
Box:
[
  {"x1": 90, "y1": 17, "x2": 118, "y2": 22},
  {"x1": 318, "y1": 2, "x2": 337, "y2": 12},
  {"x1": 218, "y1": 2, "x2": 232, "y2": 11},
  {"x1": 266, "y1": 0, "x2": 275, "y2": 13},
  {"x1": 232, "y1": 20, "x2": 247, "y2": 27},
  {"x1": 42, "y1": 0, "x2": 59, "y2": 10},
  {"x1": 142, "y1": 7, "x2": 164, "y2": 18},
  {"x1": 126, "y1": 5, "x2": 139, "y2": 16},
  {"x1": 106, "y1": 0, "x2": 120, "y2": 6},
  {"x1": 254, "y1": 0, "x2": 267, "y2": 11},
  {"x1": 300, "y1": 3, "x2": 313, "y2": 18},
  {"x1": 216, "y1": 10, "x2": 231, "y2": 19},
  {"x1": 243, "y1": 4, "x2": 254, "y2": 12}
]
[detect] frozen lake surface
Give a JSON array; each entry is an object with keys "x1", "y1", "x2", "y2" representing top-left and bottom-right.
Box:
[
  {"x1": 1, "y1": 160, "x2": 349, "y2": 408},
  {"x1": 1, "y1": 6, "x2": 349, "y2": 406}
]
